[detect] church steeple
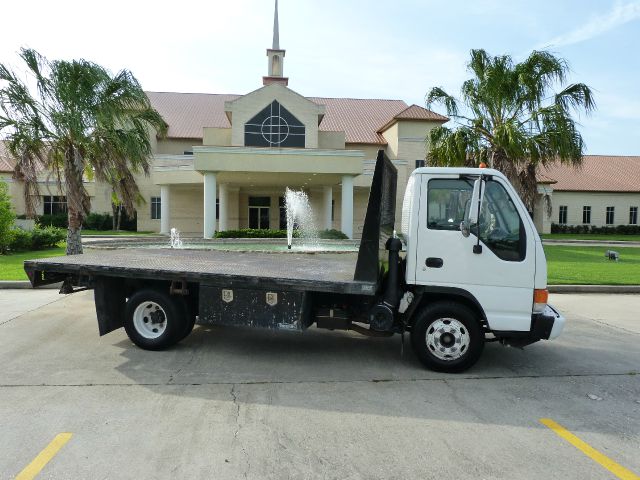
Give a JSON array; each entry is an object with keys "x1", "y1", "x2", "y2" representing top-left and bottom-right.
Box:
[
  {"x1": 272, "y1": 0, "x2": 280, "y2": 49},
  {"x1": 263, "y1": 0, "x2": 288, "y2": 86}
]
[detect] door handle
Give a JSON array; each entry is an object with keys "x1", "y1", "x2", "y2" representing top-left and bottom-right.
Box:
[{"x1": 425, "y1": 257, "x2": 444, "y2": 268}]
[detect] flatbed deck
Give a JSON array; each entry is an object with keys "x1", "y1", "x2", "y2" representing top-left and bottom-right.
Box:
[{"x1": 24, "y1": 248, "x2": 378, "y2": 295}]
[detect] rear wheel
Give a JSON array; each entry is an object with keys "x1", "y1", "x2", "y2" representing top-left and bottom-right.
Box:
[
  {"x1": 177, "y1": 302, "x2": 197, "y2": 342},
  {"x1": 411, "y1": 302, "x2": 484, "y2": 373},
  {"x1": 124, "y1": 289, "x2": 186, "y2": 350}
]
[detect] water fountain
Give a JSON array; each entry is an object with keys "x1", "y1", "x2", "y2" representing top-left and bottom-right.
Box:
[
  {"x1": 284, "y1": 188, "x2": 319, "y2": 249},
  {"x1": 169, "y1": 227, "x2": 183, "y2": 249}
]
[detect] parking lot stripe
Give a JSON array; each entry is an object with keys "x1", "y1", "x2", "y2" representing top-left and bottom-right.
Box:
[
  {"x1": 540, "y1": 418, "x2": 639, "y2": 480},
  {"x1": 15, "y1": 432, "x2": 73, "y2": 480}
]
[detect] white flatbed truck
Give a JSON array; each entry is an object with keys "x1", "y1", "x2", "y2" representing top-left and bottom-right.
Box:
[{"x1": 24, "y1": 151, "x2": 565, "y2": 373}]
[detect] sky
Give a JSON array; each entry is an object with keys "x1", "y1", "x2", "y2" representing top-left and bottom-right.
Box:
[{"x1": 1, "y1": 0, "x2": 639, "y2": 155}]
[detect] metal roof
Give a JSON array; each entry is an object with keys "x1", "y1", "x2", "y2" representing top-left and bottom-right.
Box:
[
  {"x1": 541, "y1": 156, "x2": 640, "y2": 192},
  {"x1": 145, "y1": 91, "x2": 446, "y2": 145}
]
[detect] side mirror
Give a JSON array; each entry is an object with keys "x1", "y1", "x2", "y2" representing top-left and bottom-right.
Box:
[
  {"x1": 467, "y1": 177, "x2": 485, "y2": 225},
  {"x1": 460, "y1": 220, "x2": 471, "y2": 237}
]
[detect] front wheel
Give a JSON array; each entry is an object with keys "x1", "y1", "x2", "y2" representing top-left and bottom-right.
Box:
[
  {"x1": 124, "y1": 289, "x2": 186, "y2": 350},
  {"x1": 411, "y1": 302, "x2": 484, "y2": 373}
]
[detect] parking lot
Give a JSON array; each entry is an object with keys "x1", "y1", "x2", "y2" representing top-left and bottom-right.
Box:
[{"x1": 0, "y1": 291, "x2": 638, "y2": 479}]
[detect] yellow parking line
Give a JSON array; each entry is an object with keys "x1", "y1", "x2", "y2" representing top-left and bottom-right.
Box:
[
  {"x1": 15, "y1": 433, "x2": 73, "y2": 480},
  {"x1": 540, "y1": 418, "x2": 639, "y2": 480}
]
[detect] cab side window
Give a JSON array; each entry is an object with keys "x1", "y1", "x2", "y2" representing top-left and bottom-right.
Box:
[
  {"x1": 426, "y1": 178, "x2": 526, "y2": 261},
  {"x1": 426, "y1": 179, "x2": 474, "y2": 231},
  {"x1": 478, "y1": 181, "x2": 526, "y2": 261}
]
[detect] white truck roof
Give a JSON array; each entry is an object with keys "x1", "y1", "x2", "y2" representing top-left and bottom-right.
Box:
[{"x1": 411, "y1": 167, "x2": 507, "y2": 180}]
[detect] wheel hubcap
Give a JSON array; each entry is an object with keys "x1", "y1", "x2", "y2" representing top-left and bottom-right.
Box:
[
  {"x1": 425, "y1": 318, "x2": 470, "y2": 361},
  {"x1": 133, "y1": 302, "x2": 167, "y2": 339}
]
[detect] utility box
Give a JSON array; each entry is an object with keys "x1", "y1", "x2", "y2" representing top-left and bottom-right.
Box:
[{"x1": 199, "y1": 285, "x2": 313, "y2": 330}]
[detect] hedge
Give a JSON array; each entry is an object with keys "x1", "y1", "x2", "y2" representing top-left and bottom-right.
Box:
[
  {"x1": 550, "y1": 223, "x2": 640, "y2": 235},
  {"x1": 20, "y1": 211, "x2": 138, "y2": 231},
  {"x1": 215, "y1": 229, "x2": 298, "y2": 239},
  {"x1": 2, "y1": 225, "x2": 66, "y2": 254},
  {"x1": 214, "y1": 228, "x2": 349, "y2": 239}
]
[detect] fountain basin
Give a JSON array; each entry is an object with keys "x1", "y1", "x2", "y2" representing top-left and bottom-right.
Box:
[{"x1": 85, "y1": 237, "x2": 359, "y2": 253}]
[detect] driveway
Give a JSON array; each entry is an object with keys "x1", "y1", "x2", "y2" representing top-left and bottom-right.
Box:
[{"x1": 0, "y1": 292, "x2": 638, "y2": 479}]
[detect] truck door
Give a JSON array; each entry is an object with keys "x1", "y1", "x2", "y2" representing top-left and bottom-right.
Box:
[{"x1": 414, "y1": 174, "x2": 536, "y2": 332}]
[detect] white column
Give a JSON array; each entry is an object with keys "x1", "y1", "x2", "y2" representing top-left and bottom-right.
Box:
[
  {"x1": 322, "y1": 186, "x2": 333, "y2": 230},
  {"x1": 219, "y1": 183, "x2": 228, "y2": 232},
  {"x1": 341, "y1": 175, "x2": 354, "y2": 239},
  {"x1": 160, "y1": 185, "x2": 170, "y2": 234},
  {"x1": 203, "y1": 172, "x2": 217, "y2": 238}
]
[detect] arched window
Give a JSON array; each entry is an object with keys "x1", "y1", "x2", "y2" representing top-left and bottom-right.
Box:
[{"x1": 244, "y1": 100, "x2": 305, "y2": 147}]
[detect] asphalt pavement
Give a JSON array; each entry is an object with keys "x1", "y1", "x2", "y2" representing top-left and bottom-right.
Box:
[{"x1": 0, "y1": 291, "x2": 638, "y2": 479}]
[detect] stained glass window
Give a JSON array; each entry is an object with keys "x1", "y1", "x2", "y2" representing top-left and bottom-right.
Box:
[{"x1": 245, "y1": 100, "x2": 305, "y2": 147}]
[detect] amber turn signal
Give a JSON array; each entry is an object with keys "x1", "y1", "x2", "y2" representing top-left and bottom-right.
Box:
[{"x1": 534, "y1": 289, "x2": 549, "y2": 304}]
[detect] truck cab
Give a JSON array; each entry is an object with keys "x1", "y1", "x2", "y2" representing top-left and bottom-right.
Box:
[{"x1": 399, "y1": 166, "x2": 565, "y2": 371}]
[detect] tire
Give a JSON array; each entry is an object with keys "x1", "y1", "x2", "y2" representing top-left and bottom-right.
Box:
[
  {"x1": 124, "y1": 289, "x2": 186, "y2": 350},
  {"x1": 177, "y1": 302, "x2": 196, "y2": 342},
  {"x1": 410, "y1": 301, "x2": 484, "y2": 373}
]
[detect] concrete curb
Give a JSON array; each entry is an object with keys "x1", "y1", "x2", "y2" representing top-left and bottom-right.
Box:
[
  {"x1": 543, "y1": 239, "x2": 640, "y2": 247},
  {"x1": 1, "y1": 281, "x2": 638, "y2": 294},
  {"x1": 548, "y1": 285, "x2": 640, "y2": 293}
]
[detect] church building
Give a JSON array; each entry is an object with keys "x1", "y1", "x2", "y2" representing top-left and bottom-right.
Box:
[{"x1": 134, "y1": 1, "x2": 448, "y2": 238}]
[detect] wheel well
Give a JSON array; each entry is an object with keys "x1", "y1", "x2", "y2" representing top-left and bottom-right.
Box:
[
  {"x1": 409, "y1": 291, "x2": 487, "y2": 328},
  {"x1": 122, "y1": 279, "x2": 199, "y2": 315}
]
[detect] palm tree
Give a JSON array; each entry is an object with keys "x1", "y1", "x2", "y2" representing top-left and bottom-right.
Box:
[
  {"x1": 0, "y1": 48, "x2": 166, "y2": 254},
  {"x1": 426, "y1": 49, "x2": 595, "y2": 210}
]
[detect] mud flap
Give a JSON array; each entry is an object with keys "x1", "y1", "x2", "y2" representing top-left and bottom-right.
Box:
[{"x1": 94, "y1": 276, "x2": 126, "y2": 335}]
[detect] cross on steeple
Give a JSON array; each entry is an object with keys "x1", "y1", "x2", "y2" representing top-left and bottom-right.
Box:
[{"x1": 264, "y1": 0, "x2": 288, "y2": 86}]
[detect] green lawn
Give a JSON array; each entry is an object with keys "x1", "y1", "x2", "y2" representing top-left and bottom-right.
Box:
[
  {"x1": 0, "y1": 246, "x2": 66, "y2": 280},
  {"x1": 542, "y1": 233, "x2": 640, "y2": 241},
  {"x1": 544, "y1": 245, "x2": 640, "y2": 285}
]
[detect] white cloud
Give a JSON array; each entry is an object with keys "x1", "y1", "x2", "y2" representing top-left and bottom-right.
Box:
[{"x1": 540, "y1": 1, "x2": 640, "y2": 48}]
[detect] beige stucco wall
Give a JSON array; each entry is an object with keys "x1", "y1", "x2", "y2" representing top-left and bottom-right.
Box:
[
  {"x1": 155, "y1": 138, "x2": 201, "y2": 155},
  {"x1": 551, "y1": 191, "x2": 640, "y2": 227},
  {"x1": 203, "y1": 128, "x2": 231, "y2": 147},
  {"x1": 318, "y1": 131, "x2": 346, "y2": 149},
  {"x1": 225, "y1": 84, "x2": 325, "y2": 149}
]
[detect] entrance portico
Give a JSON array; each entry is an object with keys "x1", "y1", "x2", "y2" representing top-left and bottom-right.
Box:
[{"x1": 194, "y1": 146, "x2": 363, "y2": 238}]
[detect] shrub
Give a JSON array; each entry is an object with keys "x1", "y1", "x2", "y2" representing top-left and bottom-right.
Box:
[
  {"x1": 6, "y1": 225, "x2": 65, "y2": 252},
  {"x1": 37, "y1": 213, "x2": 68, "y2": 228},
  {"x1": 84, "y1": 212, "x2": 112, "y2": 231},
  {"x1": 214, "y1": 228, "x2": 350, "y2": 240},
  {"x1": 550, "y1": 223, "x2": 640, "y2": 235},
  {"x1": 7, "y1": 228, "x2": 32, "y2": 252},
  {"x1": 0, "y1": 179, "x2": 16, "y2": 254},
  {"x1": 30, "y1": 225, "x2": 66, "y2": 250},
  {"x1": 215, "y1": 229, "x2": 300, "y2": 239},
  {"x1": 317, "y1": 229, "x2": 349, "y2": 240}
]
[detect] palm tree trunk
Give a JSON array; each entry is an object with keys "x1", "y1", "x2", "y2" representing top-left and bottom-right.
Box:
[
  {"x1": 111, "y1": 201, "x2": 117, "y2": 230},
  {"x1": 64, "y1": 146, "x2": 88, "y2": 255},
  {"x1": 116, "y1": 205, "x2": 122, "y2": 231},
  {"x1": 66, "y1": 208, "x2": 83, "y2": 255}
]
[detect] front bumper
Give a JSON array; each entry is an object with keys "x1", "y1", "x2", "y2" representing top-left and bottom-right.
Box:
[
  {"x1": 495, "y1": 304, "x2": 565, "y2": 347},
  {"x1": 545, "y1": 304, "x2": 565, "y2": 339},
  {"x1": 532, "y1": 304, "x2": 565, "y2": 340}
]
